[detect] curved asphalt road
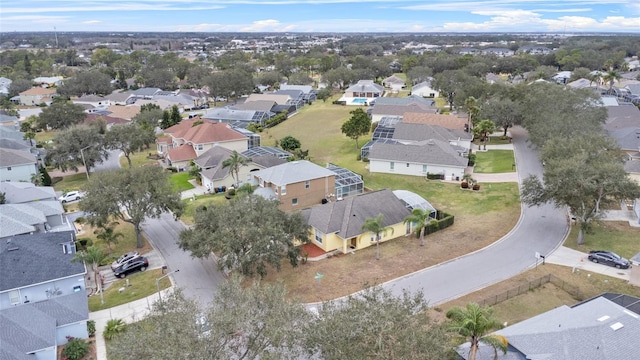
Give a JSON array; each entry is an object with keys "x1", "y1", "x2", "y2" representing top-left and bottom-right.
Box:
[{"x1": 381, "y1": 126, "x2": 569, "y2": 305}]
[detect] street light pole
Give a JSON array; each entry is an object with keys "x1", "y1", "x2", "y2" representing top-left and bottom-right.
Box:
[
  {"x1": 156, "y1": 269, "x2": 179, "y2": 302},
  {"x1": 80, "y1": 145, "x2": 91, "y2": 180}
]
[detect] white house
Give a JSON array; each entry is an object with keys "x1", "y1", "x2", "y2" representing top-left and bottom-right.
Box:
[
  {"x1": 411, "y1": 79, "x2": 439, "y2": 98},
  {"x1": 0, "y1": 148, "x2": 38, "y2": 182}
]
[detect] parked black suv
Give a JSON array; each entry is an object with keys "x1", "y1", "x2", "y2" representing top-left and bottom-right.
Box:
[
  {"x1": 113, "y1": 257, "x2": 149, "y2": 278},
  {"x1": 588, "y1": 250, "x2": 630, "y2": 269}
]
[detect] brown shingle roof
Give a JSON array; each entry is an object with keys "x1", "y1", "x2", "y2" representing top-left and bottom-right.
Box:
[
  {"x1": 106, "y1": 105, "x2": 141, "y2": 120},
  {"x1": 167, "y1": 144, "x2": 196, "y2": 162},
  {"x1": 402, "y1": 112, "x2": 468, "y2": 131},
  {"x1": 245, "y1": 94, "x2": 290, "y2": 105},
  {"x1": 165, "y1": 119, "x2": 247, "y2": 144},
  {"x1": 84, "y1": 113, "x2": 130, "y2": 126},
  {"x1": 19, "y1": 87, "x2": 56, "y2": 96}
]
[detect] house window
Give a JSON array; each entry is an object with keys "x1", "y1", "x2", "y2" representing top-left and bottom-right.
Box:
[
  {"x1": 280, "y1": 185, "x2": 287, "y2": 195},
  {"x1": 9, "y1": 290, "x2": 19, "y2": 304},
  {"x1": 406, "y1": 222, "x2": 412, "y2": 235},
  {"x1": 196, "y1": 144, "x2": 203, "y2": 151},
  {"x1": 305, "y1": 180, "x2": 310, "y2": 189},
  {"x1": 406, "y1": 163, "x2": 410, "y2": 167},
  {"x1": 7, "y1": 167, "x2": 11, "y2": 171},
  {"x1": 315, "y1": 229, "x2": 324, "y2": 244},
  {"x1": 422, "y1": 165, "x2": 427, "y2": 174},
  {"x1": 292, "y1": 198, "x2": 298, "y2": 206},
  {"x1": 390, "y1": 162, "x2": 394, "y2": 170}
]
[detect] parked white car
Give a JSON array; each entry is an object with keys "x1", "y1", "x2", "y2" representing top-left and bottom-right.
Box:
[{"x1": 59, "y1": 191, "x2": 84, "y2": 203}]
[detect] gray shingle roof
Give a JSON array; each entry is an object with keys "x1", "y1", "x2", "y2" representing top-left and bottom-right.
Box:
[
  {"x1": 345, "y1": 80, "x2": 384, "y2": 94},
  {"x1": 252, "y1": 160, "x2": 335, "y2": 186},
  {"x1": 0, "y1": 138, "x2": 31, "y2": 151},
  {"x1": 608, "y1": 127, "x2": 640, "y2": 151},
  {"x1": 392, "y1": 123, "x2": 471, "y2": 142},
  {"x1": 301, "y1": 189, "x2": 411, "y2": 239},
  {"x1": 604, "y1": 105, "x2": 640, "y2": 130},
  {"x1": 0, "y1": 182, "x2": 57, "y2": 204},
  {"x1": 0, "y1": 126, "x2": 24, "y2": 141},
  {"x1": 624, "y1": 159, "x2": 640, "y2": 173},
  {"x1": 279, "y1": 84, "x2": 314, "y2": 94},
  {"x1": 194, "y1": 146, "x2": 235, "y2": 169},
  {"x1": 369, "y1": 139, "x2": 468, "y2": 167},
  {"x1": 0, "y1": 148, "x2": 36, "y2": 167},
  {"x1": 249, "y1": 154, "x2": 287, "y2": 168},
  {"x1": 205, "y1": 108, "x2": 260, "y2": 122},
  {"x1": 0, "y1": 231, "x2": 85, "y2": 292},
  {"x1": 371, "y1": 95, "x2": 435, "y2": 107},
  {"x1": 370, "y1": 103, "x2": 438, "y2": 117},
  {"x1": 232, "y1": 100, "x2": 276, "y2": 112}
]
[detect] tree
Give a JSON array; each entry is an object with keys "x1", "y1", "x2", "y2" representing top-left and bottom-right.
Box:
[
  {"x1": 446, "y1": 303, "x2": 507, "y2": 360},
  {"x1": 39, "y1": 166, "x2": 52, "y2": 186},
  {"x1": 464, "y1": 96, "x2": 479, "y2": 132},
  {"x1": 105, "y1": 123, "x2": 156, "y2": 167},
  {"x1": 179, "y1": 194, "x2": 310, "y2": 278},
  {"x1": 71, "y1": 246, "x2": 107, "y2": 292},
  {"x1": 279, "y1": 135, "x2": 301, "y2": 152},
  {"x1": 108, "y1": 277, "x2": 310, "y2": 359},
  {"x1": 480, "y1": 97, "x2": 522, "y2": 137},
  {"x1": 80, "y1": 166, "x2": 183, "y2": 248},
  {"x1": 93, "y1": 221, "x2": 124, "y2": 253},
  {"x1": 473, "y1": 119, "x2": 496, "y2": 150},
  {"x1": 221, "y1": 150, "x2": 250, "y2": 187},
  {"x1": 169, "y1": 105, "x2": 182, "y2": 126},
  {"x1": 307, "y1": 285, "x2": 450, "y2": 360},
  {"x1": 36, "y1": 100, "x2": 86, "y2": 130},
  {"x1": 316, "y1": 86, "x2": 333, "y2": 102},
  {"x1": 361, "y1": 213, "x2": 394, "y2": 260},
  {"x1": 57, "y1": 70, "x2": 113, "y2": 97},
  {"x1": 341, "y1": 108, "x2": 371, "y2": 149},
  {"x1": 403, "y1": 208, "x2": 433, "y2": 247},
  {"x1": 103, "y1": 319, "x2": 127, "y2": 341},
  {"x1": 521, "y1": 134, "x2": 640, "y2": 245},
  {"x1": 47, "y1": 125, "x2": 109, "y2": 175},
  {"x1": 602, "y1": 69, "x2": 622, "y2": 92}
]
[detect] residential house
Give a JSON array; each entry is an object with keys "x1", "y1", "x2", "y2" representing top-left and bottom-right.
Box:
[
  {"x1": 368, "y1": 139, "x2": 468, "y2": 180},
  {"x1": 273, "y1": 89, "x2": 305, "y2": 110},
  {"x1": 130, "y1": 87, "x2": 162, "y2": 100},
  {"x1": 339, "y1": 80, "x2": 384, "y2": 106},
  {"x1": 0, "y1": 113, "x2": 20, "y2": 127},
  {"x1": 370, "y1": 103, "x2": 438, "y2": 123},
  {"x1": 393, "y1": 122, "x2": 473, "y2": 151},
  {"x1": 0, "y1": 77, "x2": 12, "y2": 95},
  {"x1": 402, "y1": 112, "x2": 469, "y2": 131},
  {"x1": 32, "y1": 76, "x2": 63, "y2": 88},
  {"x1": 604, "y1": 105, "x2": 640, "y2": 158},
  {"x1": 245, "y1": 93, "x2": 291, "y2": 106},
  {"x1": 195, "y1": 147, "x2": 286, "y2": 191},
  {"x1": 552, "y1": 71, "x2": 572, "y2": 84},
  {"x1": 105, "y1": 90, "x2": 135, "y2": 105},
  {"x1": 410, "y1": 79, "x2": 439, "y2": 98},
  {"x1": 382, "y1": 75, "x2": 406, "y2": 92},
  {"x1": 161, "y1": 119, "x2": 249, "y2": 171},
  {"x1": 0, "y1": 148, "x2": 38, "y2": 182},
  {"x1": 0, "y1": 231, "x2": 89, "y2": 360},
  {"x1": 105, "y1": 104, "x2": 140, "y2": 120},
  {"x1": 242, "y1": 146, "x2": 293, "y2": 160},
  {"x1": 251, "y1": 160, "x2": 336, "y2": 211},
  {"x1": 517, "y1": 45, "x2": 552, "y2": 55},
  {"x1": 204, "y1": 107, "x2": 271, "y2": 127},
  {"x1": 19, "y1": 87, "x2": 56, "y2": 106},
  {"x1": 456, "y1": 294, "x2": 640, "y2": 360},
  {"x1": 73, "y1": 94, "x2": 110, "y2": 110},
  {"x1": 84, "y1": 113, "x2": 130, "y2": 129},
  {"x1": 481, "y1": 47, "x2": 514, "y2": 57},
  {"x1": 371, "y1": 95, "x2": 436, "y2": 107},
  {"x1": 0, "y1": 182, "x2": 75, "y2": 239},
  {"x1": 301, "y1": 189, "x2": 434, "y2": 254},
  {"x1": 279, "y1": 84, "x2": 317, "y2": 103}
]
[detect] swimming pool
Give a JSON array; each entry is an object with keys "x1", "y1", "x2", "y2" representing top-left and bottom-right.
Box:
[{"x1": 351, "y1": 98, "x2": 368, "y2": 105}]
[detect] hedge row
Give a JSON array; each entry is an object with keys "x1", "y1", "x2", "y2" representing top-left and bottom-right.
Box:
[{"x1": 422, "y1": 211, "x2": 455, "y2": 235}]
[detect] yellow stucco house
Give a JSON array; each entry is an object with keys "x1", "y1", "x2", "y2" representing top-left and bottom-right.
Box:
[{"x1": 301, "y1": 189, "x2": 436, "y2": 254}]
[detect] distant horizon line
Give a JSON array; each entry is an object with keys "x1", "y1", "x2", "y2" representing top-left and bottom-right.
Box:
[{"x1": 3, "y1": 31, "x2": 640, "y2": 35}]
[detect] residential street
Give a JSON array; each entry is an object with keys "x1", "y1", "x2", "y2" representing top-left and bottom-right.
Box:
[
  {"x1": 380, "y1": 126, "x2": 569, "y2": 305},
  {"x1": 141, "y1": 211, "x2": 225, "y2": 306}
]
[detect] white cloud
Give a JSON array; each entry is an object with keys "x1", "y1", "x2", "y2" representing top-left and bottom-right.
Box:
[{"x1": 81, "y1": 20, "x2": 102, "y2": 25}]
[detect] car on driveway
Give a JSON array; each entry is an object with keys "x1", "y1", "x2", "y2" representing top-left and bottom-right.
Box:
[
  {"x1": 59, "y1": 191, "x2": 84, "y2": 203},
  {"x1": 588, "y1": 250, "x2": 630, "y2": 269},
  {"x1": 113, "y1": 256, "x2": 149, "y2": 278},
  {"x1": 111, "y1": 251, "x2": 141, "y2": 271}
]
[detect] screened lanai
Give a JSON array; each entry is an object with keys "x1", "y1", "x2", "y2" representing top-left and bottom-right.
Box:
[
  {"x1": 326, "y1": 163, "x2": 364, "y2": 199},
  {"x1": 392, "y1": 190, "x2": 437, "y2": 217}
]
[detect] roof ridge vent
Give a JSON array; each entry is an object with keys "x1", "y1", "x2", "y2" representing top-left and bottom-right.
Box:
[
  {"x1": 610, "y1": 322, "x2": 624, "y2": 331},
  {"x1": 597, "y1": 315, "x2": 610, "y2": 322}
]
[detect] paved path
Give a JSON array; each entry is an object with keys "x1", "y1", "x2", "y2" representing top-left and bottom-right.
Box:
[{"x1": 545, "y1": 246, "x2": 630, "y2": 281}]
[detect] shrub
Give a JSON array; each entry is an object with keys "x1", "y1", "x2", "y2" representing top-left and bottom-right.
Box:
[
  {"x1": 461, "y1": 181, "x2": 469, "y2": 189},
  {"x1": 472, "y1": 184, "x2": 481, "y2": 191},
  {"x1": 103, "y1": 318, "x2": 126, "y2": 340},
  {"x1": 166, "y1": 167, "x2": 178, "y2": 173},
  {"x1": 62, "y1": 337, "x2": 88, "y2": 360},
  {"x1": 426, "y1": 173, "x2": 444, "y2": 180},
  {"x1": 99, "y1": 254, "x2": 117, "y2": 266},
  {"x1": 87, "y1": 320, "x2": 96, "y2": 337},
  {"x1": 356, "y1": 153, "x2": 362, "y2": 161},
  {"x1": 467, "y1": 153, "x2": 476, "y2": 166}
]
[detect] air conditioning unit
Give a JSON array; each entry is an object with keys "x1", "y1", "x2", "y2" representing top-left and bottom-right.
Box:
[{"x1": 336, "y1": 197, "x2": 343, "y2": 201}]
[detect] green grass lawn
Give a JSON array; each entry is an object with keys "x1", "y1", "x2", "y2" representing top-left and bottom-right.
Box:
[
  {"x1": 75, "y1": 220, "x2": 153, "y2": 260},
  {"x1": 53, "y1": 173, "x2": 89, "y2": 193},
  {"x1": 88, "y1": 269, "x2": 171, "y2": 311},
  {"x1": 473, "y1": 135, "x2": 512, "y2": 145},
  {"x1": 34, "y1": 130, "x2": 58, "y2": 143},
  {"x1": 563, "y1": 221, "x2": 640, "y2": 259},
  {"x1": 181, "y1": 193, "x2": 228, "y2": 225},
  {"x1": 169, "y1": 172, "x2": 195, "y2": 192},
  {"x1": 119, "y1": 150, "x2": 160, "y2": 168},
  {"x1": 474, "y1": 150, "x2": 516, "y2": 173}
]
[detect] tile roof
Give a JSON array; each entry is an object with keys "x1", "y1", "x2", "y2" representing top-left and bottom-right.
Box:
[
  {"x1": 167, "y1": 144, "x2": 196, "y2": 162},
  {"x1": 393, "y1": 123, "x2": 471, "y2": 142},
  {"x1": 0, "y1": 148, "x2": 37, "y2": 167},
  {"x1": 369, "y1": 139, "x2": 468, "y2": 167},
  {"x1": 165, "y1": 118, "x2": 247, "y2": 144},
  {"x1": 402, "y1": 112, "x2": 468, "y2": 131},
  {"x1": 301, "y1": 189, "x2": 411, "y2": 239},
  {"x1": 251, "y1": 160, "x2": 335, "y2": 186},
  {"x1": 106, "y1": 104, "x2": 141, "y2": 120},
  {"x1": 0, "y1": 231, "x2": 84, "y2": 292}
]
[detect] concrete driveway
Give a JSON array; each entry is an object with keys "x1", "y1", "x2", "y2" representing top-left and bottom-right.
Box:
[{"x1": 546, "y1": 246, "x2": 631, "y2": 281}]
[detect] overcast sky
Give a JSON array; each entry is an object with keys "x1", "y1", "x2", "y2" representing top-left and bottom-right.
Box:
[{"x1": 2, "y1": 0, "x2": 639, "y2": 33}]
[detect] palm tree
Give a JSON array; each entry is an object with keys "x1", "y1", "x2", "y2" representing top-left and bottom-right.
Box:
[
  {"x1": 94, "y1": 221, "x2": 124, "y2": 253},
  {"x1": 361, "y1": 213, "x2": 394, "y2": 260},
  {"x1": 71, "y1": 246, "x2": 107, "y2": 292},
  {"x1": 602, "y1": 69, "x2": 621, "y2": 93},
  {"x1": 446, "y1": 303, "x2": 508, "y2": 360},
  {"x1": 403, "y1": 208, "x2": 432, "y2": 247},
  {"x1": 464, "y1": 96, "x2": 479, "y2": 132},
  {"x1": 473, "y1": 119, "x2": 496, "y2": 150},
  {"x1": 222, "y1": 151, "x2": 249, "y2": 187}
]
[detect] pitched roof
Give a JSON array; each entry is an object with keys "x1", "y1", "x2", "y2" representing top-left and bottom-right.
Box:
[
  {"x1": 252, "y1": 160, "x2": 335, "y2": 186},
  {"x1": 279, "y1": 84, "x2": 314, "y2": 94},
  {"x1": 383, "y1": 75, "x2": 405, "y2": 85},
  {"x1": 393, "y1": 123, "x2": 471, "y2": 142},
  {"x1": 402, "y1": 112, "x2": 468, "y2": 131},
  {"x1": 194, "y1": 146, "x2": 235, "y2": 169},
  {"x1": 0, "y1": 231, "x2": 84, "y2": 292},
  {"x1": 106, "y1": 104, "x2": 141, "y2": 120},
  {"x1": 608, "y1": 127, "x2": 640, "y2": 151},
  {"x1": 604, "y1": 105, "x2": 640, "y2": 130},
  {"x1": 84, "y1": 113, "x2": 130, "y2": 126},
  {"x1": 0, "y1": 138, "x2": 30, "y2": 151},
  {"x1": 165, "y1": 119, "x2": 247, "y2": 144},
  {"x1": 250, "y1": 154, "x2": 287, "y2": 168},
  {"x1": 301, "y1": 189, "x2": 411, "y2": 239},
  {"x1": 624, "y1": 159, "x2": 640, "y2": 173},
  {"x1": 204, "y1": 108, "x2": 263, "y2": 122},
  {"x1": 371, "y1": 95, "x2": 435, "y2": 107},
  {"x1": 369, "y1": 139, "x2": 468, "y2": 167},
  {"x1": 105, "y1": 90, "x2": 133, "y2": 103},
  {"x1": 345, "y1": 80, "x2": 384, "y2": 94},
  {"x1": 19, "y1": 87, "x2": 56, "y2": 96},
  {"x1": 0, "y1": 148, "x2": 37, "y2": 167},
  {"x1": 0, "y1": 292, "x2": 89, "y2": 358},
  {"x1": 370, "y1": 103, "x2": 438, "y2": 117},
  {"x1": 411, "y1": 79, "x2": 435, "y2": 90},
  {"x1": 233, "y1": 100, "x2": 276, "y2": 112},
  {"x1": 167, "y1": 144, "x2": 197, "y2": 162},
  {"x1": 245, "y1": 94, "x2": 291, "y2": 105},
  {"x1": 0, "y1": 126, "x2": 24, "y2": 141},
  {"x1": 132, "y1": 87, "x2": 161, "y2": 97},
  {"x1": 0, "y1": 182, "x2": 57, "y2": 204}
]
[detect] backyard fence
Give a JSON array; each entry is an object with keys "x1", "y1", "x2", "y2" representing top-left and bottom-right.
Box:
[{"x1": 478, "y1": 274, "x2": 583, "y2": 307}]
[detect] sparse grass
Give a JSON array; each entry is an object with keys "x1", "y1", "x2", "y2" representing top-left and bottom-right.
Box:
[
  {"x1": 474, "y1": 150, "x2": 516, "y2": 173},
  {"x1": 180, "y1": 193, "x2": 228, "y2": 225},
  {"x1": 75, "y1": 220, "x2": 153, "y2": 257},
  {"x1": 34, "y1": 130, "x2": 58, "y2": 143},
  {"x1": 53, "y1": 173, "x2": 89, "y2": 193},
  {"x1": 88, "y1": 269, "x2": 170, "y2": 311},
  {"x1": 119, "y1": 151, "x2": 159, "y2": 168},
  {"x1": 563, "y1": 221, "x2": 640, "y2": 259},
  {"x1": 169, "y1": 172, "x2": 195, "y2": 192},
  {"x1": 473, "y1": 135, "x2": 512, "y2": 145}
]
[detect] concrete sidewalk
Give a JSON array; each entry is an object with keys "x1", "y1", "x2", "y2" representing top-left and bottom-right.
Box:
[{"x1": 545, "y1": 246, "x2": 631, "y2": 281}]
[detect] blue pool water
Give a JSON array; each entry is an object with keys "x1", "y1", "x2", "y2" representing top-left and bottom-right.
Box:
[{"x1": 351, "y1": 98, "x2": 368, "y2": 104}]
